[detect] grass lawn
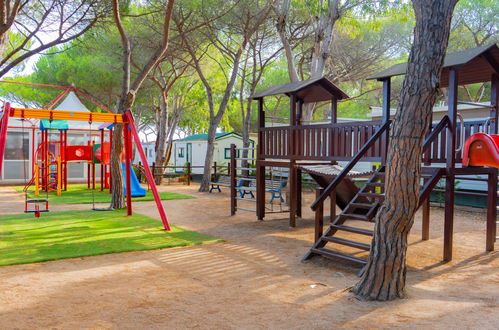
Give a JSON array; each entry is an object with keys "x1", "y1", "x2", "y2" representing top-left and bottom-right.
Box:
[
  {"x1": 15, "y1": 184, "x2": 194, "y2": 205},
  {"x1": 0, "y1": 210, "x2": 221, "y2": 267}
]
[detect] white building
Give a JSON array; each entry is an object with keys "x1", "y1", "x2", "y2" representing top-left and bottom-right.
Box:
[{"x1": 172, "y1": 132, "x2": 255, "y2": 174}]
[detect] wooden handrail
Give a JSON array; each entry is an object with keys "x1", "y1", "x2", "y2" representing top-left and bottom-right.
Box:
[
  {"x1": 311, "y1": 120, "x2": 391, "y2": 211},
  {"x1": 423, "y1": 115, "x2": 449, "y2": 153}
]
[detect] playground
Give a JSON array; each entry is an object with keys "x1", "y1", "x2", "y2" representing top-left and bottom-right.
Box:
[{"x1": 0, "y1": 184, "x2": 497, "y2": 328}]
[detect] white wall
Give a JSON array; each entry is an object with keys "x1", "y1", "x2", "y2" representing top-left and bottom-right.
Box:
[{"x1": 172, "y1": 134, "x2": 255, "y2": 175}]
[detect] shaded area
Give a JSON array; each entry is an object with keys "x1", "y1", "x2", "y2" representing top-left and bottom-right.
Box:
[{"x1": 0, "y1": 210, "x2": 220, "y2": 266}]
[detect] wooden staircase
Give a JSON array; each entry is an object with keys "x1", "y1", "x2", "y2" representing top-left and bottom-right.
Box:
[{"x1": 303, "y1": 166, "x2": 445, "y2": 266}]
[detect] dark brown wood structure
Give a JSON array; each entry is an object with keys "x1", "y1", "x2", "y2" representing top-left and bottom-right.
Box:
[{"x1": 251, "y1": 44, "x2": 499, "y2": 266}]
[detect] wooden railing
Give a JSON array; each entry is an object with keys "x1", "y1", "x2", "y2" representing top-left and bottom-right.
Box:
[
  {"x1": 310, "y1": 121, "x2": 391, "y2": 210},
  {"x1": 260, "y1": 120, "x2": 384, "y2": 161},
  {"x1": 423, "y1": 118, "x2": 491, "y2": 164}
]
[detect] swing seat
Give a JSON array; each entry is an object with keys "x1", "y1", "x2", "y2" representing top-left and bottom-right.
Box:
[{"x1": 24, "y1": 209, "x2": 50, "y2": 213}]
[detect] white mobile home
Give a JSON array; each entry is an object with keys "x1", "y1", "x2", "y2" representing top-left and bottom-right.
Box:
[{"x1": 172, "y1": 132, "x2": 255, "y2": 174}]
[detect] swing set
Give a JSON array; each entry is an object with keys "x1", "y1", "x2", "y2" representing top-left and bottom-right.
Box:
[{"x1": 0, "y1": 102, "x2": 171, "y2": 231}]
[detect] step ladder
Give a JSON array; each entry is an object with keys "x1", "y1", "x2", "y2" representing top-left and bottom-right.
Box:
[{"x1": 303, "y1": 166, "x2": 444, "y2": 266}]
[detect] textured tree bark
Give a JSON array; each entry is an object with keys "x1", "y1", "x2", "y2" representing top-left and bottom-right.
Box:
[
  {"x1": 352, "y1": 0, "x2": 458, "y2": 301},
  {"x1": 110, "y1": 0, "x2": 175, "y2": 209}
]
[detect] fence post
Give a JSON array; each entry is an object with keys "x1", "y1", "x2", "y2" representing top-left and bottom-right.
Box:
[
  {"x1": 138, "y1": 161, "x2": 142, "y2": 182},
  {"x1": 230, "y1": 144, "x2": 237, "y2": 215},
  {"x1": 186, "y1": 162, "x2": 191, "y2": 186},
  {"x1": 213, "y1": 161, "x2": 217, "y2": 181},
  {"x1": 152, "y1": 162, "x2": 156, "y2": 184}
]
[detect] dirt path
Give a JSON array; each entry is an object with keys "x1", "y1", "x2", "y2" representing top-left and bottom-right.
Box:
[{"x1": 0, "y1": 184, "x2": 497, "y2": 329}]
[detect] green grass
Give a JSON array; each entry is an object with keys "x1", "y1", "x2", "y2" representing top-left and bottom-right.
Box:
[
  {"x1": 15, "y1": 184, "x2": 194, "y2": 205},
  {"x1": 0, "y1": 210, "x2": 221, "y2": 267}
]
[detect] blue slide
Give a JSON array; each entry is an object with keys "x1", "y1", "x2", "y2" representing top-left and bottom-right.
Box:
[{"x1": 122, "y1": 163, "x2": 147, "y2": 197}]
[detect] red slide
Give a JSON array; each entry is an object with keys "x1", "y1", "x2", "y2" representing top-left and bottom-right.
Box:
[{"x1": 462, "y1": 133, "x2": 499, "y2": 168}]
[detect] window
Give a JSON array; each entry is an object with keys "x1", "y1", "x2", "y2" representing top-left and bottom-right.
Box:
[
  {"x1": 224, "y1": 148, "x2": 239, "y2": 159},
  {"x1": 178, "y1": 147, "x2": 185, "y2": 158},
  {"x1": 5, "y1": 132, "x2": 29, "y2": 160}
]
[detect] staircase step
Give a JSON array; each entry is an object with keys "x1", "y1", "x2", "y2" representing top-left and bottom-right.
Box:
[
  {"x1": 332, "y1": 224, "x2": 374, "y2": 236},
  {"x1": 310, "y1": 248, "x2": 366, "y2": 265},
  {"x1": 359, "y1": 192, "x2": 385, "y2": 199},
  {"x1": 340, "y1": 213, "x2": 371, "y2": 221},
  {"x1": 349, "y1": 202, "x2": 377, "y2": 209},
  {"x1": 322, "y1": 236, "x2": 370, "y2": 250}
]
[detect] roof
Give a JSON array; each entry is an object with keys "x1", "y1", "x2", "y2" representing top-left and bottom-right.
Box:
[
  {"x1": 250, "y1": 77, "x2": 349, "y2": 102},
  {"x1": 177, "y1": 132, "x2": 241, "y2": 142},
  {"x1": 368, "y1": 44, "x2": 499, "y2": 87}
]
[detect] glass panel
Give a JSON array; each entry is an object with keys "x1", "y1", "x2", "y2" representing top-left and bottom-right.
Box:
[
  {"x1": 3, "y1": 160, "x2": 29, "y2": 180},
  {"x1": 4, "y1": 131, "x2": 29, "y2": 160},
  {"x1": 67, "y1": 163, "x2": 84, "y2": 179}
]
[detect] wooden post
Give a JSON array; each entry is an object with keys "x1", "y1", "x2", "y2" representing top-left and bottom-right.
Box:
[
  {"x1": 289, "y1": 94, "x2": 297, "y2": 227},
  {"x1": 486, "y1": 168, "x2": 497, "y2": 251},
  {"x1": 491, "y1": 74, "x2": 498, "y2": 134},
  {"x1": 151, "y1": 162, "x2": 156, "y2": 184},
  {"x1": 186, "y1": 162, "x2": 191, "y2": 186},
  {"x1": 296, "y1": 168, "x2": 302, "y2": 218},
  {"x1": 213, "y1": 161, "x2": 217, "y2": 181},
  {"x1": 331, "y1": 97, "x2": 337, "y2": 124},
  {"x1": 256, "y1": 98, "x2": 265, "y2": 220},
  {"x1": 444, "y1": 67, "x2": 458, "y2": 262},
  {"x1": 330, "y1": 189, "x2": 336, "y2": 222},
  {"x1": 422, "y1": 178, "x2": 430, "y2": 240},
  {"x1": 381, "y1": 78, "x2": 391, "y2": 165},
  {"x1": 230, "y1": 144, "x2": 237, "y2": 215},
  {"x1": 315, "y1": 188, "x2": 324, "y2": 242},
  {"x1": 289, "y1": 163, "x2": 297, "y2": 227}
]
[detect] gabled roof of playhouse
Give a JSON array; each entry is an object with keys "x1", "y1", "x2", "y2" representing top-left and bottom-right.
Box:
[
  {"x1": 250, "y1": 77, "x2": 349, "y2": 102},
  {"x1": 40, "y1": 91, "x2": 92, "y2": 130},
  {"x1": 368, "y1": 44, "x2": 499, "y2": 87},
  {"x1": 177, "y1": 132, "x2": 242, "y2": 142}
]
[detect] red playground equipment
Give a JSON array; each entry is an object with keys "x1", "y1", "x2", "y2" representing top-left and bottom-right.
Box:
[
  {"x1": 0, "y1": 101, "x2": 171, "y2": 231},
  {"x1": 462, "y1": 133, "x2": 499, "y2": 168}
]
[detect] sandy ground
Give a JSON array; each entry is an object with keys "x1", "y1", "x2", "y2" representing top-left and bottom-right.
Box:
[{"x1": 0, "y1": 184, "x2": 498, "y2": 329}]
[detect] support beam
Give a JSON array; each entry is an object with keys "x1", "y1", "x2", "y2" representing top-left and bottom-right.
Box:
[
  {"x1": 230, "y1": 144, "x2": 237, "y2": 216},
  {"x1": 256, "y1": 98, "x2": 265, "y2": 220},
  {"x1": 491, "y1": 74, "x2": 499, "y2": 134},
  {"x1": 124, "y1": 110, "x2": 170, "y2": 230},
  {"x1": 381, "y1": 78, "x2": 391, "y2": 164},
  {"x1": 444, "y1": 67, "x2": 459, "y2": 262},
  {"x1": 315, "y1": 188, "x2": 324, "y2": 242},
  {"x1": 486, "y1": 169, "x2": 497, "y2": 251},
  {"x1": 331, "y1": 97, "x2": 337, "y2": 124}
]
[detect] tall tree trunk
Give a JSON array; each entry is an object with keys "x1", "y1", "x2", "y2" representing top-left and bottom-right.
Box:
[
  {"x1": 110, "y1": 123, "x2": 126, "y2": 209},
  {"x1": 198, "y1": 47, "x2": 245, "y2": 192},
  {"x1": 353, "y1": 0, "x2": 458, "y2": 301},
  {"x1": 110, "y1": 0, "x2": 175, "y2": 208},
  {"x1": 199, "y1": 122, "x2": 218, "y2": 191},
  {"x1": 154, "y1": 92, "x2": 168, "y2": 184},
  {"x1": 276, "y1": 0, "x2": 299, "y2": 83}
]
